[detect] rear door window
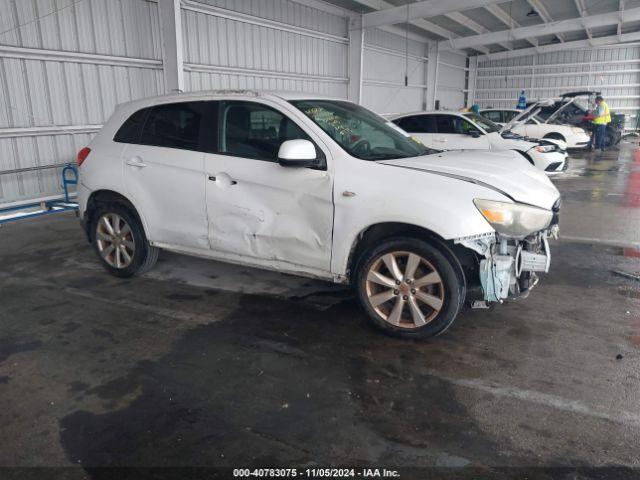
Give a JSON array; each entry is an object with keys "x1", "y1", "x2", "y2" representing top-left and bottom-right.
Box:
[
  {"x1": 139, "y1": 102, "x2": 208, "y2": 152},
  {"x1": 433, "y1": 115, "x2": 457, "y2": 134},
  {"x1": 395, "y1": 115, "x2": 435, "y2": 133}
]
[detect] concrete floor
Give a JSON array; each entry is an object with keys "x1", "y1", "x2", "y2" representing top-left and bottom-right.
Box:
[{"x1": 0, "y1": 142, "x2": 639, "y2": 477}]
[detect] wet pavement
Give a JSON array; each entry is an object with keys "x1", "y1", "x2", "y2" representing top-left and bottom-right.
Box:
[{"x1": 0, "y1": 142, "x2": 639, "y2": 478}]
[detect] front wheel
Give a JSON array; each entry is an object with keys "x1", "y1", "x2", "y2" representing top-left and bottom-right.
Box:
[
  {"x1": 91, "y1": 203, "x2": 159, "y2": 278},
  {"x1": 354, "y1": 238, "x2": 464, "y2": 338}
]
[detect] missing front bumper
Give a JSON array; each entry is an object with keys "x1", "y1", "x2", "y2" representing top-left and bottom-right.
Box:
[{"x1": 460, "y1": 226, "x2": 558, "y2": 303}]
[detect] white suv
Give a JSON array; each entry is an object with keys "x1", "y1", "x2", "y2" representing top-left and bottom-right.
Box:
[{"x1": 77, "y1": 90, "x2": 561, "y2": 338}]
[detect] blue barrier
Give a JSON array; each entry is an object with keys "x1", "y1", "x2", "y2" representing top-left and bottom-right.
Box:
[{"x1": 0, "y1": 164, "x2": 79, "y2": 224}]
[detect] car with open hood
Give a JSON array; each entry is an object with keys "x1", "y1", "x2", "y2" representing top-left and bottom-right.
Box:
[
  {"x1": 480, "y1": 104, "x2": 591, "y2": 149},
  {"x1": 388, "y1": 108, "x2": 568, "y2": 174},
  {"x1": 77, "y1": 90, "x2": 561, "y2": 338}
]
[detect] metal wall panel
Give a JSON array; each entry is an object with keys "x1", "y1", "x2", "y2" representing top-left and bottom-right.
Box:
[
  {"x1": 361, "y1": 29, "x2": 428, "y2": 114},
  {"x1": 181, "y1": 0, "x2": 349, "y2": 99},
  {"x1": 474, "y1": 43, "x2": 640, "y2": 129},
  {"x1": 0, "y1": 0, "x2": 164, "y2": 205},
  {"x1": 437, "y1": 51, "x2": 467, "y2": 111},
  {"x1": 188, "y1": 0, "x2": 348, "y2": 37}
]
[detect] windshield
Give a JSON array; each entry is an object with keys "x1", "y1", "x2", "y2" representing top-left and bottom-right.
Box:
[
  {"x1": 463, "y1": 113, "x2": 500, "y2": 133},
  {"x1": 290, "y1": 100, "x2": 434, "y2": 160}
]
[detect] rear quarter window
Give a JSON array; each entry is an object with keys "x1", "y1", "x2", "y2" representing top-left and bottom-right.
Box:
[{"x1": 113, "y1": 108, "x2": 150, "y2": 144}]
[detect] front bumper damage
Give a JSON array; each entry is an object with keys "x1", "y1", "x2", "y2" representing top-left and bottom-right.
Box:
[{"x1": 456, "y1": 225, "x2": 559, "y2": 303}]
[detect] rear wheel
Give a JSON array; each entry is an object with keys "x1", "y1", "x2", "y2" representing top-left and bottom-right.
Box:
[
  {"x1": 354, "y1": 238, "x2": 464, "y2": 338},
  {"x1": 91, "y1": 203, "x2": 159, "y2": 278},
  {"x1": 604, "y1": 129, "x2": 617, "y2": 148}
]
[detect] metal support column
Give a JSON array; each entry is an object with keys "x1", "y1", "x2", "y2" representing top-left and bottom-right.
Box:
[{"x1": 159, "y1": 0, "x2": 184, "y2": 93}]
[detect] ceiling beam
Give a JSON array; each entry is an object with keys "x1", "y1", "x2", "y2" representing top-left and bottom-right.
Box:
[
  {"x1": 484, "y1": 4, "x2": 537, "y2": 47},
  {"x1": 440, "y1": 7, "x2": 640, "y2": 50},
  {"x1": 444, "y1": 11, "x2": 512, "y2": 50},
  {"x1": 352, "y1": 0, "x2": 489, "y2": 54},
  {"x1": 362, "y1": 0, "x2": 504, "y2": 29},
  {"x1": 573, "y1": 0, "x2": 593, "y2": 44},
  {"x1": 618, "y1": 0, "x2": 625, "y2": 41},
  {"x1": 476, "y1": 30, "x2": 640, "y2": 61},
  {"x1": 527, "y1": 0, "x2": 565, "y2": 43}
]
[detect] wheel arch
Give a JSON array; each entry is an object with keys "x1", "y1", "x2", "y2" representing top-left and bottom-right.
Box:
[
  {"x1": 84, "y1": 189, "x2": 150, "y2": 241},
  {"x1": 345, "y1": 222, "x2": 477, "y2": 289},
  {"x1": 543, "y1": 132, "x2": 566, "y2": 142}
]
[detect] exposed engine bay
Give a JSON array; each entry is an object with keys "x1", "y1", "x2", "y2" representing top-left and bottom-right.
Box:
[{"x1": 457, "y1": 224, "x2": 559, "y2": 303}]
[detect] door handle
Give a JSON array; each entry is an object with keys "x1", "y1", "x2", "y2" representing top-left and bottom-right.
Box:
[
  {"x1": 434, "y1": 138, "x2": 447, "y2": 142},
  {"x1": 208, "y1": 175, "x2": 237, "y2": 186},
  {"x1": 126, "y1": 156, "x2": 147, "y2": 168}
]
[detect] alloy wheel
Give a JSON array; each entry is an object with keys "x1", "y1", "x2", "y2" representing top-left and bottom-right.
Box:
[
  {"x1": 95, "y1": 213, "x2": 135, "y2": 269},
  {"x1": 365, "y1": 251, "x2": 444, "y2": 328}
]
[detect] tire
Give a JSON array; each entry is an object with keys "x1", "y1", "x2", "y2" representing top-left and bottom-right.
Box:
[
  {"x1": 604, "y1": 129, "x2": 617, "y2": 148},
  {"x1": 354, "y1": 237, "x2": 465, "y2": 339},
  {"x1": 90, "y1": 202, "x2": 159, "y2": 278}
]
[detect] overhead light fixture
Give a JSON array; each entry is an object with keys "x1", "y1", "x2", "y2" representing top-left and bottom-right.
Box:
[{"x1": 526, "y1": 8, "x2": 539, "y2": 17}]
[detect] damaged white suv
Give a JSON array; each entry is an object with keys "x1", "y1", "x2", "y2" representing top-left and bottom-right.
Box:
[{"x1": 77, "y1": 90, "x2": 561, "y2": 338}]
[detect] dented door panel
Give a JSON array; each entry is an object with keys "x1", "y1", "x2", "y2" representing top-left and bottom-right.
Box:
[{"x1": 204, "y1": 154, "x2": 334, "y2": 272}]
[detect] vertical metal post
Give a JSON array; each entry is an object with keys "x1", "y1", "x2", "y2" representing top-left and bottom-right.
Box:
[
  {"x1": 467, "y1": 56, "x2": 478, "y2": 108},
  {"x1": 348, "y1": 15, "x2": 364, "y2": 104},
  {"x1": 159, "y1": 0, "x2": 184, "y2": 93},
  {"x1": 426, "y1": 42, "x2": 439, "y2": 110}
]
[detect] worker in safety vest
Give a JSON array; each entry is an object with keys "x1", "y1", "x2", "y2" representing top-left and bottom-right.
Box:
[{"x1": 593, "y1": 96, "x2": 611, "y2": 152}]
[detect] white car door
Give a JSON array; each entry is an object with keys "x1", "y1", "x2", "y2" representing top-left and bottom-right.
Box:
[
  {"x1": 433, "y1": 114, "x2": 491, "y2": 150},
  {"x1": 122, "y1": 101, "x2": 209, "y2": 250},
  {"x1": 202, "y1": 100, "x2": 334, "y2": 273}
]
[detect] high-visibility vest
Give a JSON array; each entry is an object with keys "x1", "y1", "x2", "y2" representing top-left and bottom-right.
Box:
[{"x1": 594, "y1": 101, "x2": 611, "y2": 125}]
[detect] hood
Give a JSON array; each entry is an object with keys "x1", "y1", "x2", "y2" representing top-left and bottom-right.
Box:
[
  {"x1": 487, "y1": 131, "x2": 537, "y2": 150},
  {"x1": 500, "y1": 98, "x2": 556, "y2": 133},
  {"x1": 379, "y1": 150, "x2": 560, "y2": 210}
]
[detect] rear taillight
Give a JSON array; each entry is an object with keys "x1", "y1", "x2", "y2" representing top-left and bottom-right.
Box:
[{"x1": 77, "y1": 147, "x2": 91, "y2": 167}]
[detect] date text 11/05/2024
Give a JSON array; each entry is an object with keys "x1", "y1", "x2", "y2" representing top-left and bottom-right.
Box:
[{"x1": 233, "y1": 468, "x2": 401, "y2": 478}]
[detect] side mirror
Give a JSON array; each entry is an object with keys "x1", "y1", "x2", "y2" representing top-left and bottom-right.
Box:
[
  {"x1": 468, "y1": 129, "x2": 481, "y2": 138},
  {"x1": 277, "y1": 139, "x2": 318, "y2": 167}
]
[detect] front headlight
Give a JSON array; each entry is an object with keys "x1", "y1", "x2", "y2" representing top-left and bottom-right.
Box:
[
  {"x1": 571, "y1": 127, "x2": 585, "y2": 134},
  {"x1": 534, "y1": 144, "x2": 555, "y2": 153},
  {"x1": 474, "y1": 199, "x2": 553, "y2": 238}
]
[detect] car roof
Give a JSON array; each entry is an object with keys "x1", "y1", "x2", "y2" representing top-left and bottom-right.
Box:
[
  {"x1": 115, "y1": 89, "x2": 348, "y2": 111},
  {"x1": 389, "y1": 110, "x2": 471, "y2": 119}
]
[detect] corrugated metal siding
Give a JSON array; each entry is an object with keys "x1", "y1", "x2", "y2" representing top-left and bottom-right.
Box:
[
  {"x1": 181, "y1": 0, "x2": 349, "y2": 98},
  {"x1": 0, "y1": 0, "x2": 164, "y2": 205},
  {"x1": 474, "y1": 44, "x2": 640, "y2": 129},
  {"x1": 362, "y1": 29, "x2": 427, "y2": 114},
  {"x1": 437, "y1": 51, "x2": 467, "y2": 110},
  {"x1": 187, "y1": 0, "x2": 348, "y2": 37}
]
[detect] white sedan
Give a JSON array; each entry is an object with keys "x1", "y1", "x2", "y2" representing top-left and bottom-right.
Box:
[
  {"x1": 480, "y1": 108, "x2": 591, "y2": 149},
  {"x1": 388, "y1": 110, "x2": 567, "y2": 174}
]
